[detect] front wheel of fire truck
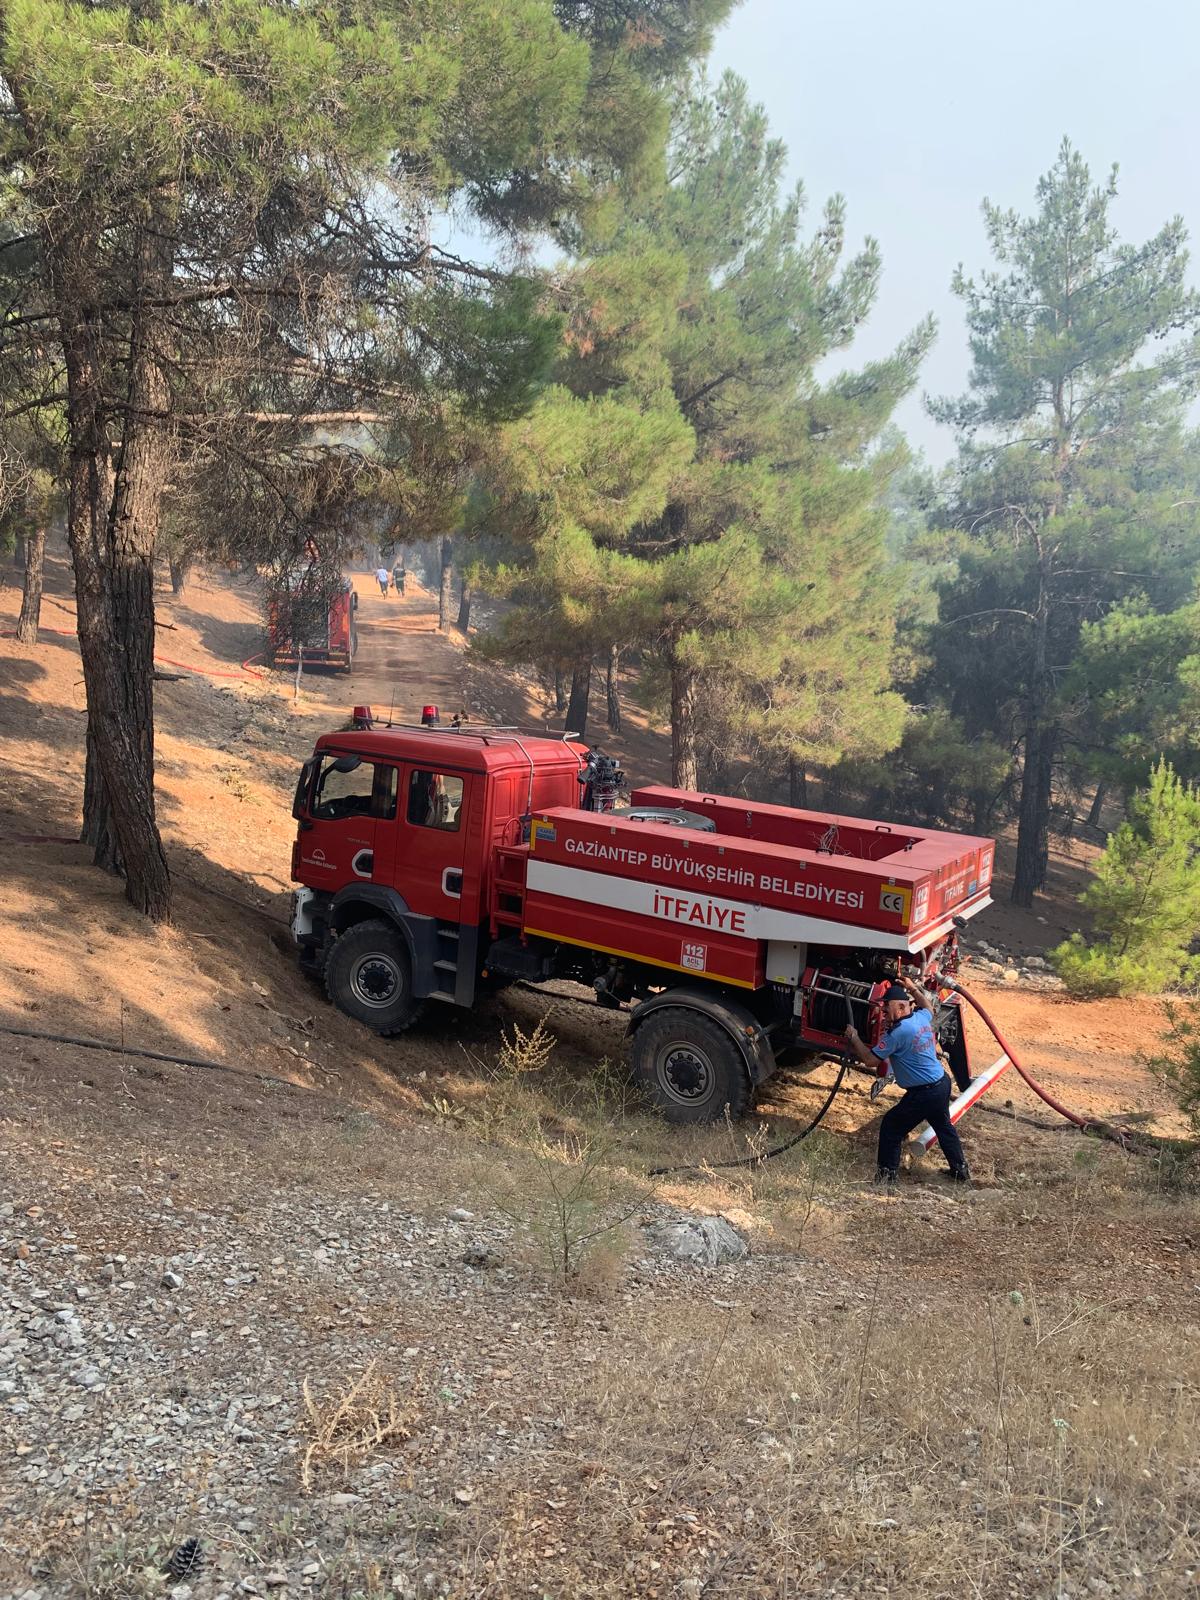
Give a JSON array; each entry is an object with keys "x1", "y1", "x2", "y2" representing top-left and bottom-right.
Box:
[
  {"x1": 631, "y1": 1009, "x2": 751, "y2": 1125},
  {"x1": 325, "y1": 920, "x2": 426, "y2": 1036}
]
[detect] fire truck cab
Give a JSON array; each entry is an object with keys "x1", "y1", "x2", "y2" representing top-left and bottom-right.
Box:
[{"x1": 290, "y1": 721, "x2": 995, "y2": 1122}]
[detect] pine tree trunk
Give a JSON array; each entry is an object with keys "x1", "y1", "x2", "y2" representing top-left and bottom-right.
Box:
[
  {"x1": 82, "y1": 723, "x2": 122, "y2": 873},
  {"x1": 605, "y1": 644, "x2": 621, "y2": 733},
  {"x1": 1012, "y1": 719, "x2": 1053, "y2": 907},
  {"x1": 554, "y1": 667, "x2": 567, "y2": 714},
  {"x1": 565, "y1": 657, "x2": 592, "y2": 737},
  {"x1": 455, "y1": 579, "x2": 472, "y2": 632},
  {"x1": 670, "y1": 661, "x2": 699, "y2": 790},
  {"x1": 15, "y1": 526, "x2": 46, "y2": 645},
  {"x1": 438, "y1": 536, "x2": 453, "y2": 631},
  {"x1": 58, "y1": 226, "x2": 174, "y2": 922},
  {"x1": 11, "y1": 534, "x2": 25, "y2": 570},
  {"x1": 1086, "y1": 782, "x2": 1107, "y2": 830},
  {"x1": 788, "y1": 755, "x2": 807, "y2": 808},
  {"x1": 168, "y1": 554, "x2": 188, "y2": 596}
]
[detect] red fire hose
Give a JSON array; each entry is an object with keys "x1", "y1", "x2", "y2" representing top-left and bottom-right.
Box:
[{"x1": 945, "y1": 976, "x2": 1123, "y2": 1145}]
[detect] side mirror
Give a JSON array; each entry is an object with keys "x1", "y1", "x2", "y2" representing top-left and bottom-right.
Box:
[{"x1": 331, "y1": 755, "x2": 362, "y2": 774}]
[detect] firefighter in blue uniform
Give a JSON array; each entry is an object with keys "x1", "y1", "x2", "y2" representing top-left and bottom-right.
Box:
[{"x1": 844, "y1": 974, "x2": 970, "y2": 1185}]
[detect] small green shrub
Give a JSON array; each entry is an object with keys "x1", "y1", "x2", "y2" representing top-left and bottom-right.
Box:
[
  {"x1": 1142, "y1": 997, "x2": 1200, "y2": 1132},
  {"x1": 1051, "y1": 759, "x2": 1200, "y2": 997}
]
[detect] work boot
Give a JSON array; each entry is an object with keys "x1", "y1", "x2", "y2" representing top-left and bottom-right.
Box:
[
  {"x1": 944, "y1": 1165, "x2": 971, "y2": 1184},
  {"x1": 874, "y1": 1166, "x2": 898, "y2": 1187}
]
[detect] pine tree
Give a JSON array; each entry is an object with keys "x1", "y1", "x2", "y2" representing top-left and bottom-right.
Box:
[
  {"x1": 641, "y1": 77, "x2": 933, "y2": 787},
  {"x1": 0, "y1": 0, "x2": 727, "y2": 919},
  {"x1": 1051, "y1": 760, "x2": 1200, "y2": 996},
  {"x1": 1066, "y1": 594, "x2": 1200, "y2": 794},
  {"x1": 481, "y1": 72, "x2": 932, "y2": 785},
  {"x1": 933, "y1": 142, "x2": 1200, "y2": 906}
]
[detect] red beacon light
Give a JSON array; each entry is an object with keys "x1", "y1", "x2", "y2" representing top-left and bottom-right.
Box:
[
  {"x1": 350, "y1": 704, "x2": 373, "y2": 729},
  {"x1": 421, "y1": 705, "x2": 440, "y2": 726}
]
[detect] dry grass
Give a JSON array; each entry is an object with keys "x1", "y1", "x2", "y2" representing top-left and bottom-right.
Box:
[
  {"x1": 431, "y1": 1265, "x2": 1200, "y2": 1597},
  {"x1": 299, "y1": 1361, "x2": 416, "y2": 1491}
]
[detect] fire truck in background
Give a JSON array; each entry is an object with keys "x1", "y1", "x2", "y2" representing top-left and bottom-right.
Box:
[
  {"x1": 289, "y1": 717, "x2": 993, "y2": 1121},
  {"x1": 266, "y1": 575, "x2": 358, "y2": 673}
]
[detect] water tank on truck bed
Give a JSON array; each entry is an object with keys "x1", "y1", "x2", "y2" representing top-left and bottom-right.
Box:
[{"x1": 288, "y1": 717, "x2": 995, "y2": 1123}]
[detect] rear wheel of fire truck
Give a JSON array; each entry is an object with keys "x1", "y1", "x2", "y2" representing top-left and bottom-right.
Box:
[
  {"x1": 631, "y1": 1009, "x2": 750, "y2": 1124},
  {"x1": 325, "y1": 920, "x2": 426, "y2": 1035}
]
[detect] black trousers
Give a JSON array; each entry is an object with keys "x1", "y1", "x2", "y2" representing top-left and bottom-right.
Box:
[{"x1": 878, "y1": 1074, "x2": 967, "y2": 1174}]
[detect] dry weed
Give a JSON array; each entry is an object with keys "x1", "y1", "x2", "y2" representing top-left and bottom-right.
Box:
[
  {"x1": 299, "y1": 1360, "x2": 415, "y2": 1490},
  {"x1": 496, "y1": 1016, "x2": 556, "y2": 1080},
  {"x1": 484, "y1": 1125, "x2": 646, "y2": 1285}
]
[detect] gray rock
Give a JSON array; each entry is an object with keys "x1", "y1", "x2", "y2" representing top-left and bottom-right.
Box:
[
  {"x1": 644, "y1": 1215, "x2": 749, "y2": 1268},
  {"x1": 161, "y1": 1270, "x2": 183, "y2": 1290},
  {"x1": 1024, "y1": 955, "x2": 1048, "y2": 970},
  {"x1": 448, "y1": 1208, "x2": 474, "y2": 1223},
  {"x1": 1002, "y1": 968, "x2": 1020, "y2": 984}
]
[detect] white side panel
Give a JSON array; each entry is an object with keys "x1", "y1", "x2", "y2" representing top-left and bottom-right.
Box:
[
  {"x1": 765, "y1": 939, "x2": 806, "y2": 986},
  {"x1": 524, "y1": 859, "x2": 913, "y2": 951}
]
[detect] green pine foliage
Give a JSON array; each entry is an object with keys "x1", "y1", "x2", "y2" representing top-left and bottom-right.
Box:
[
  {"x1": 0, "y1": 0, "x2": 730, "y2": 918},
  {"x1": 825, "y1": 709, "x2": 1011, "y2": 834},
  {"x1": 1142, "y1": 999, "x2": 1200, "y2": 1132},
  {"x1": 475, "y1": 70, "x2": 932, "y2": 786},
  {"x1": 930, "y1": 141, "x2": 1200, "y2": 905},
  {"x1": 1051, "y1": 761, "x2": 1200, "y2": 997},
  {"x1": 1066, "y1": 595, "x2": 1200, "y2": 792}
]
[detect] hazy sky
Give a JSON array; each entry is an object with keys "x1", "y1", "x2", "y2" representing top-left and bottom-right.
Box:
[{"x1": 708, "y1": 0, "x2": 1200, "y2": 462}]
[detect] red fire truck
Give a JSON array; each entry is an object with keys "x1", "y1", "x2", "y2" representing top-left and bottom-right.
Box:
[
  {"x1": 267, "y1": 577, "x2": 358, "y2": 672},
  {"x1": 289, "y1": 721, "x2": 994, "y2": 1121}
]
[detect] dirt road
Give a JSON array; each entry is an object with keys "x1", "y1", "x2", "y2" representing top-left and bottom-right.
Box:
[{"x1": 301, "y1": 570, "x2": 469, "y2": 725}]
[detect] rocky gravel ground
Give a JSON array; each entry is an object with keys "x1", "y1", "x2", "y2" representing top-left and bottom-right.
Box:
[
  {"x1": 1, "y1": 1071, "x2": 879, "y2": 1600},
  {"x1": 3, "y1": 1013, "x2": 1198, "y2": 1599}
]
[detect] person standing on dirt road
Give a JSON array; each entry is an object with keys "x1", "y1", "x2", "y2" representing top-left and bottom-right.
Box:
[
  {"x1": 844, "y1": 973, "x2": 971, "y2": 1186},
  {"x1": 375, "y1": 565, "x2": 390, "y2": 597},
  {"x1": 392, "y1": 562, "x2": 406, "y2": 596}
]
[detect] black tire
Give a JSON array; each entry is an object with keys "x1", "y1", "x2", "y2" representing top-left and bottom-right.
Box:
[
  {"x1": 630, "y1": 1007, "x2": 751, "y2": 1124},
  {"x1": 325, "y1": 919, "x2": 426, "y2": 1036}
]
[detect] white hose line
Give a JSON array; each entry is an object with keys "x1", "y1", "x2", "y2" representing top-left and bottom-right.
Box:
[{"x1": 916, "y1": 1051, "x2": 1011, "y2": 1151}]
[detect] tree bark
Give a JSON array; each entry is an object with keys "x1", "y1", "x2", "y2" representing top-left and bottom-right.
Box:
[
  {"x1": 15, "y1": 526, "x2": 45, "y2": 645},
  {"x1": 1012, "y1": 718, "x2": 1053, "y2": 906},
  {"x1": 1011, "y1": 561, "x2": 1052, "y2": 908},
  {"x1": 438, "y1": 536, "x2": 453, "y2": 631},
  {"x1": 670, "y1": 661, "x2": 699, "y2": 791},
  {"x1": 1086, "y1": 782, "x2": 1107, "y2": 830},
  {"x1": 57, "y1": 225, "x2": 174, "y2": 921},
  {"x1": 81, "y1": 722, "x2": 122, "y2": 873},
  {"x1": 455, "y1": 578, "x2": 472, "y2": 632},
  {"x1": 11, "y1": 534, "x2": 25, "y2": 570},
  {"x1": 788, "y1": 754, "x2": 808, "y2": 809},
  {"x1": 554, "y1": 667, "x2": 567, "y2": 714},
  {"x1": 605, "y1": 644, "x2": 622, "y2": 733},
  {"x1": 565, "y1": 656, "x2": 592, "y2": 738}
]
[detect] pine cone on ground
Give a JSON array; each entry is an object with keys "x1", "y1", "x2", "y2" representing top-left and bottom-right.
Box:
[{"x1": 164, "y1": 1538, "x2": 204, "y2": 1580}]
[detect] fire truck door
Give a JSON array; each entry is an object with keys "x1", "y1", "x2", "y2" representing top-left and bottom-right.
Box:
[
  {"x1": 395, "y1": 765, "x2": 476, "y2": 921},
  {"x1": 300, "y1": 754, "x2": 399, "y2": 888}
]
